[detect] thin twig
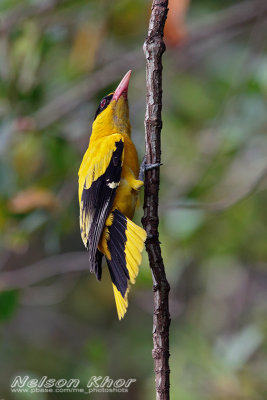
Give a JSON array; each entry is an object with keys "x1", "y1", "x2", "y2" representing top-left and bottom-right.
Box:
[
  {"x1": 28, "y1": 0, "x2": 267, "y2": 130},
  {"x1": 0, "y1": 252, "x2": 88, "y2": 290},
  {"x1": 0, "y1": 0, "x2": 65, "y2": 35},
  {"x1": 183, "y1": 0, "x2": 267, "y2": 47},
  {"x1": 33, "y1": 49, "x2": 143, "y2": 129},
  {"x1": 143, "y1": 2, "x2": 170, "y2": 400},
  {"x1": 169, "y1": 165, "x2": 267, "y2": 213}
]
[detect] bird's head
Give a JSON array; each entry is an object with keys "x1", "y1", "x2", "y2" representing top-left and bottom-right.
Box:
[{"x1": 92, "y1": 70, "x2": 131, "y2": 137}]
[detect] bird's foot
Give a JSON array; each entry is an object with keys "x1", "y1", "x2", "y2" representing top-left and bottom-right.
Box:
[{"x1": 139, "y1": 157, "x2": 161, "y2": 181}]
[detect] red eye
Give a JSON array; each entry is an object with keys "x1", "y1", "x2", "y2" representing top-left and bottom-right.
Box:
[{"x1": 100, "y1": 99, "x2": 106, "y2": 108}]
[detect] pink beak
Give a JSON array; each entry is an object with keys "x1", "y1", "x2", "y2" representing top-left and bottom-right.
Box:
[{"x1": 113, "y1": 70, "x2": 131, "y2": 101}]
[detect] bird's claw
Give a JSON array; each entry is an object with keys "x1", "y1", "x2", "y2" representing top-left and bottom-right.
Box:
[
  {"x1": 145, "y1": 162, "x2": 161, "y2": 171},
  {"x1": 139, "y1": 158, "x2": 161, "y2": 181}
]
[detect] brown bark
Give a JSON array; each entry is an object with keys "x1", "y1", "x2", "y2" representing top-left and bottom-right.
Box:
[{"x1": 142, "y1": 1, "x2": 170, "y2": 400}]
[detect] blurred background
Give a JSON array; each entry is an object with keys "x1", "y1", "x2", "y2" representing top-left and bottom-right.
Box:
[{"x1": 0, "y1": 0, "x2": 267, "y2": 399}]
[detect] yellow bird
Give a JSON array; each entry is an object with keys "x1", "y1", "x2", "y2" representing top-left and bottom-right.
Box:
[{"x1": 78, "y1": 70, "x2": 147, "y2": 319}]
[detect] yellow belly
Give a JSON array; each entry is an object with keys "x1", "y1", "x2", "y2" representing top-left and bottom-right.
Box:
[
  {"x1": 113, "y1": 177, "x2": 138, "y2": 219},
  {"x1": 113, "y1": 136, "x2": 140, "y2": 218},
  {"x1": 98, "y1": 137, "x2": 141, "y2": 257}
]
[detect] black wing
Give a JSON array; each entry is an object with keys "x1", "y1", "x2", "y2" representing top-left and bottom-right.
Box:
[{"x1": 81, "y1": 139, "x2": 123, "y2": 274}]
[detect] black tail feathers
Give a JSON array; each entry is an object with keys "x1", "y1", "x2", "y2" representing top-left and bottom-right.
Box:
[
  {"x1": 106, "y1": 210, "x2": 129, "y2": 297},
  {"x1": 90, "y1": 249, "x2": 103, "y2": 281}
]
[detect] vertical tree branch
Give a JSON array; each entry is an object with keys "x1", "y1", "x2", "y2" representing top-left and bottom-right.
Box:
[{"x1": 142, "y1": 1, "x2": 170, "y2": 399}]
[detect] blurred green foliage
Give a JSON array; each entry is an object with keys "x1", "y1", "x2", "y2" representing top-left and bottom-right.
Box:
[
  {"x1": 0, "y1": 290, "x2": 19, "y2": 321},
  {"x1": 0, "y1": 0, "x2": 267, "y2": 399}
]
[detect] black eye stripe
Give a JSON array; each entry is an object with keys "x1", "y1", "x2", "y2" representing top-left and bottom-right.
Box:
[{"x1": 94, "y1": 94, "x2": 113, "y2": 120}]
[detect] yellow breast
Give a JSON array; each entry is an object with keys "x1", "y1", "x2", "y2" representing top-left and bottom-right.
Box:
[{"x1": 112, "y1": 135, "x2": 140, "y2": 219}]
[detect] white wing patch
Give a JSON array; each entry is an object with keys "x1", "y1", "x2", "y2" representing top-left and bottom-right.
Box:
[{"x1": 107, "y1": 181, "x2": 120, "y2": 189}]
